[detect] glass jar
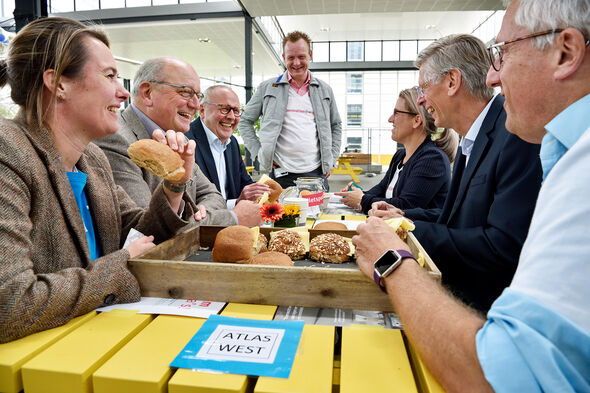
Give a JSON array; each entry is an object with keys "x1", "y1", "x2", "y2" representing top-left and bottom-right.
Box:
[{"x1": 294, "y1": 177, "x2": 325, "y2": 217}]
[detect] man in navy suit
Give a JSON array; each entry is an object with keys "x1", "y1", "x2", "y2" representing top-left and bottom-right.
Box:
[
  {"x1": 370, "y1": 34, "x2": 542, "y2": 312},
  {"x1": 187, "y1": 85, "x2": 269, "y2": 209}
]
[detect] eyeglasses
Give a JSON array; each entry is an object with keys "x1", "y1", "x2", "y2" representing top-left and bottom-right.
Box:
[
  {"x1": 415, "y1": 78, "x2": 438, "y2": 99},
  {"x1": 393, "y1": 108, "x2": 417, "y2": 117},
  {"x1": 487, "y1": 29, "x2": 564, "y2": 71},
  {"x1": 203, "y1": 102, "x2": 244, "y2": 117},
  {"x1": 149, "y1": 80, "x2": 204, "y2": 101}
]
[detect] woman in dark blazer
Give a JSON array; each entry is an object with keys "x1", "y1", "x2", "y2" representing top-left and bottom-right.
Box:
[{"x1": 337, "y1": 87, "x2": 457, "y2": 214}]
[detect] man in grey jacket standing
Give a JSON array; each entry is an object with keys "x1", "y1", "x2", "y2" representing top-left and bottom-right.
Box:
[{"x1": 238, "y1": 31, "x2": 342, "y2": 191}]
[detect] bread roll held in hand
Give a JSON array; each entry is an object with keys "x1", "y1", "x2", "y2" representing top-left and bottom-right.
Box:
[
  {"x1": 255, "y1": 174, "x2": 283, "y2": 205},
  {"x1": 212, "y1": 225, "x2": 267, "y2": 263},
  {"x1": 127, "y1": 139, "x2": 185, "y2": 181},
  {"x1": 309, "y1": 233, "x2": 351, "y2": 263}
]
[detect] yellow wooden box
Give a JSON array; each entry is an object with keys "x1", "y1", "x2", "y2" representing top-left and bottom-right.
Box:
[{"x1": 128, "y1": 225, "x2": 440, "y2": 313}]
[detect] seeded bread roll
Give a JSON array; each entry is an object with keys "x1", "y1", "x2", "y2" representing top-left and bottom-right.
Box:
[
  {"x1": 309, "y1": 233, "x2": 351, "y2": 263},
  {"x1": 249, "y1": 251, "x2": 293, "y2": 266},
  {"x1": 314, "y1": 221, "x2": 347, "y2": 230},
  {"x1": 212, "y1": 226, "x2": 266, "y2": 263},
  {"x1": 127, "y1": 139, "x2": 185, "y2": 181},
  {"x1": 268, "y1": 230, "x2": 306, "y2": 260}
]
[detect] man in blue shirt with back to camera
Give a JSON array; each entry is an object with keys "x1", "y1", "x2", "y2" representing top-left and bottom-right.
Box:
[{"x1": 353, "y1": 0, "x2": 590, "y2": 391}]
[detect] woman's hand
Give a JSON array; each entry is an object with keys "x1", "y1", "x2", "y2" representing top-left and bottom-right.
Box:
[
  {"x1": 335, "y1": 189, "x2": 363, "y2": 210},
  {"x1": 126, "y1": 235, "x2": 156, "y2": 258},
  {"x1": 368, "y1": 201, "x2": 404, "y2": 220}
]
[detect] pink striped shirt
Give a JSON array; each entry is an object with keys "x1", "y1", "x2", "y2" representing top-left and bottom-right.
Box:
[{"x1": 287, "y1": 71, "x2": 311, "y2": 96}]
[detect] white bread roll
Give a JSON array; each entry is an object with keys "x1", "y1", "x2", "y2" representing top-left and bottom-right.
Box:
[{"x1": 127, "y1": 139, "x2": 185, "y2": 181}]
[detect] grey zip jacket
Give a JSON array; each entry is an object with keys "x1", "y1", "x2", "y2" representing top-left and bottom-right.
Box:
[{"x1": 238, "y1": 72, "x2": 342, "y2": 174}]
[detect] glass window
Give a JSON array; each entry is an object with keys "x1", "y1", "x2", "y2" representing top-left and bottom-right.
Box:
[
  {"x1": 382, "y1": 41, "x2": 400, "y2": 61},
  {"x1": 347, "y1": 104, "x2": 362, "y2": 127},
  {"x1": 100, "y1": 0, "x2": 126, "y2": 8},
  {"x1": 330, "y1": 42, "x2": 346, "y2": 62},
  {"x1": 418, "y1": 40, "x2": 435, "y2": 53},
  {"x1": 347, "y1": 42, "x2": 364, "y2": 62},
  {"x1": 2, "y1": 0, "x2": 15, "y2": 17},
  {"x1": 400, "y1": 40, "x2": 418, "y2": 61},
  {"x1": 347, "y1": 74, "x2": 363, "y2": 94},
  {"x1": 365, "y1": 41, "x2": 382, "y2": 61},
  {"x1": 312, "y1": 42, "x2": 329, "y2": 62},
  {"x1": 50, "y1": 0, "x2": 75, "y2": 12},
  {"x1": 75, "y1": 0, "x2": 99, "y2": 10},
  {"x1": 125, "y1": 0, "x2": 151, "y2": 7}
]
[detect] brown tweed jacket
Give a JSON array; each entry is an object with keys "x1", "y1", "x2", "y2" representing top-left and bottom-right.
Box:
[
  {"x1": 0, "y1": 115, "x2": 196, "y2": 343},
  {"x1": 94, "y1": 105, "x2": 237, "y2": 225}
]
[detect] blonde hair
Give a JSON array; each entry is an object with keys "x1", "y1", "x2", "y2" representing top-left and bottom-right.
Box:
[{"x1": 0, "y1": 17, "x2": 109, "y2": 131}]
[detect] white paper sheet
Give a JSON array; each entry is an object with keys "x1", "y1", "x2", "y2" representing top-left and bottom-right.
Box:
[{"x1": 96, "y1": 297, "x2": 225, "y2": 318}]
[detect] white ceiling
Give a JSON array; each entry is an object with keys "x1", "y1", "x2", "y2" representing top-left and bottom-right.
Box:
[
  {"x1": 276, "y1": 11, "x2": 496, "y2": 42},
  {"x1": 97, "y1": 0, "x2": 505, "y2": 85},
  {"x1": 104, "y1": 18, "x2": 283, "y2": 81},
  {"x1": 239, "y1": 0, "x2": 503, "y2": 16}
]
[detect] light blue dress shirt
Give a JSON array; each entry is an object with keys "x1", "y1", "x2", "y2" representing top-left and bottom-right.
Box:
[
  {"x1": 540, "y1": 93, "x2": 590, "y2": 179},
  {"x1": 476, "y1": 94, "x2": 590, "y2": 392}
]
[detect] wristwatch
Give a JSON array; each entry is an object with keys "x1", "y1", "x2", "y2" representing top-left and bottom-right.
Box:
[
  {"x1": 163, "y1": 179, "x2": 188, "y2": 193},
  {"x1": 373, "y1": 249, "x2": 417, "y2": 293}
]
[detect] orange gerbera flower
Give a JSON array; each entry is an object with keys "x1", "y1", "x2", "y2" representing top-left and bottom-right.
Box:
[{"x1": 260, "y1": 202, "x2": 284, "y2": 223}]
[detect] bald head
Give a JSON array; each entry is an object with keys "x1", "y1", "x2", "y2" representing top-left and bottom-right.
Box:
[{"x1": 132, "y1": 57, "x2": 201, "y2": 133}]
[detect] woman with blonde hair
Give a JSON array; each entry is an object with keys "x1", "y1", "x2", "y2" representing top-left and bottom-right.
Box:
[
  {"x1": 0, "y1": 17, "x2": 202, "y2": 343},
  {"x1": 337, "y1": 86, "x2": 457, "y2": 213}
]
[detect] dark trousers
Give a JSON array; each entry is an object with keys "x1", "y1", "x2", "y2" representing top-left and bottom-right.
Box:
[{"x1": 270, "y1": 166, "x2": 329, "y2": 192}]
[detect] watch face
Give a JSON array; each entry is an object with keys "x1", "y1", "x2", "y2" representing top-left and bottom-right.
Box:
[{"x1": 374, "y1": 250, "x2": 402, "y2": 277}]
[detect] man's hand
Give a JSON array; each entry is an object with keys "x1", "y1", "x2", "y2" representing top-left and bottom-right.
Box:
[
  {"x1": 352, "y1": 217, "x2": 409, "y2": 278},
  {"x1": 335, "y1": 189, "x2": 363, "y2": 210},
  {"x1": 194, "y1": 205, "x2": 207, "y2": 221},
  {"x1": 126, "y1": 235, "x2": 156, "y2": 258},
  {"x1": 233, "y1": 200, "x2": 262, "y2": 227},
  {"x1": 152, "y1": 129, "x2": 196, "y2": 185},
  {"x1": 236, "y1": 183, "x2": 270, "y2": 203},
  {"x1": 368, "y1": 201, "x2": 404, "y2": 220},
  {"x1": 324, "y1": 170, "x2": 332, "y2": 178}
]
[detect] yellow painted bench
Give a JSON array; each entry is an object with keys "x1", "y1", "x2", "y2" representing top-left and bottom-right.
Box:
[
  {"x1": 331, "y1": 157, "x2": 362, "y2": 183},
  {"x1": 1, "y1": 303, "x2": 444, "y2": 393}
]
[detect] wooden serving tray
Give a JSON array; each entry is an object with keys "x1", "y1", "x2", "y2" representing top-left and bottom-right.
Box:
[{"x1": 127, "y1": 225, "x2": 440, "y2": 312}]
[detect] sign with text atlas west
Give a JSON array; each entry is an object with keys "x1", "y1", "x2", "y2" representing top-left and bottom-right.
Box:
[{"x1": 171, "y1": 314, "x2": 304, "y2": 378}]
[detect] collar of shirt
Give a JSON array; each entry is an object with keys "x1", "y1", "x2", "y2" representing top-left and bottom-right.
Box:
[
  {"x1": 541, "y1": 93, "x2": 590, "y2": 179},
  {"x1": 460, "y1": 93, "x2": 498, "y2": 160},
  {"x1": 202, "y1": 119, "x2": 231, "y2": 153},
  {"x1": 287, "y1": 70, "x2": 311, "y2": 96},
  {"x1": 131, "y1": 103, "x2": 163, "y2": 138},
  {"x1": 202, "y1": 119, "x2": 230, "y2": 199}
]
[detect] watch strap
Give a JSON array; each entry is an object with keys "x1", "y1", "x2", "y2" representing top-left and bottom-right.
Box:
[
  {"x1": 163, "y1": 179, "x2": 187, "y2": 193},
  {"x1": 373, "y1": 249, "x2": 417, "y2": 293}
]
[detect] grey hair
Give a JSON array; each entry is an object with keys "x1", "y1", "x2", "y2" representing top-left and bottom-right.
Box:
[
  {"x1": 131, "y1": 57, "x2": 167, "y2": 97},
  {"x1": 202, "y1": 84, "x2": 235, "y2": 102},
  {"x1": 415, "y1": 34, "x2": 494, "y2": 101},
  {"x1": 504, "y1": 0, "x2": 590, "y2": 50}
]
